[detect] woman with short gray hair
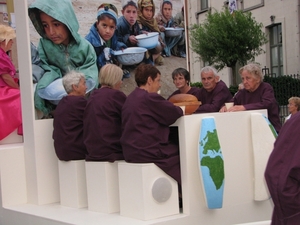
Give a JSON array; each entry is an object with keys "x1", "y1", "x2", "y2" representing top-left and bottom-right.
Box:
[
  {"x1": 62, "y1": 71, "x2": 85, "y2": 94},
  {"x1": 53, "y1": 70, "x2": 87, "y2": 161}
]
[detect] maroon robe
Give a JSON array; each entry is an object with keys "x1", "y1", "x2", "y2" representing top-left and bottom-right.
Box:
[
  {"x1": 53, "y1": 96, "x2": 87, "y2": 161},
  {"x1": 195, "y1": 80, "x2": 232, "y2": 113},
  {"x1": 233, "y1": 82, "x2": 281, "y2": 133},
  {"x1": 120, "y1": 88, "x2": 183, "y2": 184},
  {"x1": 84, "y1": 87, "x2": 126, "y2": 162},
  {"x1": 168, "y1": 87, "x2": 201, "y2": 100},
  {"x1": 265, "y1": 111, "x2": 300, "y2": 225}
]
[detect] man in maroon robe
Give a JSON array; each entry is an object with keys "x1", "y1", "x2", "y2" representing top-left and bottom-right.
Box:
[
  {"x1": 120, "y1": 64, "x2": 183, "y2": 184},
  {"x1": 195, "y1": 66, "x2": 232, "y2": 113},
  {"x1": 265, "y1": 111, "x2": 300, "y2": 225}
]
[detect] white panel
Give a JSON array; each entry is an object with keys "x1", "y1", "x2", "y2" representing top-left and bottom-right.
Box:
[{"x1": 0, "y1": 144, "x2": 27, "y2": 206}]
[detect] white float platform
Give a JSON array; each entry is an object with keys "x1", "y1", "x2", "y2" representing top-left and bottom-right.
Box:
[
  {"x1": 0, "y1": 110, "x2": 274, "y2": 225},
  {"x1": 234, "y1": 221, "x2": 271, "y2": 225}
]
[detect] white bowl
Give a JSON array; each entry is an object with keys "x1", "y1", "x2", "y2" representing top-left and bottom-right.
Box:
[
  {"x1": 113, "y1": 47, "x2": 147, "y2": 65},
  {"x1": 37, "y1": 77, "x2": 96, "y2": 105},
  {"x1": 136, "y1": 32, "x2": 159, "y2": 49},
  {"x1": 164, "y1": 27, "x2": 184, "y2": 37}
]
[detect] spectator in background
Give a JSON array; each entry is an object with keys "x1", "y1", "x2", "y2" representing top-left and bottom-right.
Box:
[
  {"x1": 0, "y1": 24, "x2": 22, "y2": 140},
  {"x1": 84, "y1": 64, "x2": 126, "y2": 162},
  {"x1": 52, "y1": 71, "x2": 88, "y2": 161},
  {"x1": 28, "y1": 0, "x2": 98, "y2": 117},
  {"x1": 195, "y1": 66, "x2": 232, "y2": 113},
  {"x1": 220, "y1": 63, "x2": 281, "y2": 133},
  {"x1": 284, "y1": 96, "x2": 300, "y2": 122}
]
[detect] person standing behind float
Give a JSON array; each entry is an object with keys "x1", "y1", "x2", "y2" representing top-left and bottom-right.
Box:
[
  {"x1": 265, "y1": 111, "x2": 300, "y2": 224},
  {"x1": 120, "y1": 64, "x2": 183, "y2": 185},
  {"x1": 137, "y1": 0, "x2": 165, "y2": 66},
  {"x1": 155, "y1": 0, "x2": 183, "y2": 58},
  {"x1": 84, "y1": 64, "x2": 126, "y2": 162},
  {"x1": 168, "y1": 67, "x2": 200, "y2": 99},
  {"x1": 0, "y1": 24, "x2": 22, "y2": 140},
  {"x1": 53, "y1": 71, "x2": 88, "y2": 161},
  {"x1": 86, "y1": 3, "x2": 128, "y2": 77},
  {"x1": 195, "y1": 66, "x2": 232, "y2": 113},
  {"x1": 28, "y1": 0, "x2": 98, "y2": 117},
  {"x1": 220, "y1": 63, "x2": 282, "y2": 133},
  {"x1": 284, "y1": 96, "x2": 300, "y2": 122}
]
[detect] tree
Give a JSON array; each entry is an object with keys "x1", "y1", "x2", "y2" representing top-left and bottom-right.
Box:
[{"x1": 190, "y1": 9, "x2": 268, "y2": 86}]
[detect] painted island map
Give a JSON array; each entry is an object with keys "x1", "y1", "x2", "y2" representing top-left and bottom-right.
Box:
[{"x1": 199, "y1": 117, "x2": 225, "y2": 208}]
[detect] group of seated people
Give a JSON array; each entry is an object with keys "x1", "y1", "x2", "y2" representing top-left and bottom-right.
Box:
[
  {"x1": 169, "y1": 64, "x2": 282, "y2": 134},
  {"x1": 53, "y1": 63, "x2": 184, "y2": 189},
  {"x1": 53, "y1": 61, "x2": 283, "y2": 186}
]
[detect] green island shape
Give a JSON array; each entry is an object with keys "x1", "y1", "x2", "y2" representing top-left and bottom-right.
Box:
[
  {"x1": 200, "y1": 129, "x2": 224, "y2": 190},
  {"x1": 201, "y1": 156, "x2": 224, "y2": 190},
  {"x1": 200, "y1": 129, "x2": 221, "y2": 154}
]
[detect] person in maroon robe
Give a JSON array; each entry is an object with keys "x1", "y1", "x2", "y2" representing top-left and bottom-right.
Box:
[
  {"x1": 168, "y1": 67, "x2": 201, "y2": 99},
  {"x1": 220, "y1": 63, "x2": 281, "y2": 133},
  {"x1": 194, "y1": 66, "x2": 232, "y2": 113},
  {"x1": 265, "y1": 111, "x2": 300, "y2": 225},
  {"x1": 84, "y1": 64, "x2": 126, "y2": 162},
  {"x1": 120, "y1": 64, "x2": 183, "y2": 185},
  {"x1": 52, "y1": 71, "x2": 88, "y2": 161}
]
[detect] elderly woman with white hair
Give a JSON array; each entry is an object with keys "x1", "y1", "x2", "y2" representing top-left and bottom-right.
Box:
[
  {"x1": 0, "y1": 24, "x2": 22, "y2": 140},
  {"x1": 220, "y1": 63, "x2": 282, "y2": 133},
  {"x1": 52, "y1": 71, "x2": 88, "y2": 161}
]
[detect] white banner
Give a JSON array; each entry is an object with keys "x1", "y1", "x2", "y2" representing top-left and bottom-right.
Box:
[{"x1": 229, "y1": 0, "x2": 237, "y2": 14}]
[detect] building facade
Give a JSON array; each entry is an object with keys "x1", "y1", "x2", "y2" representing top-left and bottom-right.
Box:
[{"x1": 186, "y1": 0, "x2": 300, "y2": 86}]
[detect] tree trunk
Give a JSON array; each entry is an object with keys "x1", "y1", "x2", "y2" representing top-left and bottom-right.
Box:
[{"x1": 231, "y1": 64, "x2": 237, "y2": 86}]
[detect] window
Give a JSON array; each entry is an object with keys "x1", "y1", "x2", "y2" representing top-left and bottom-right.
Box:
[
  {"x1": 201, "y1": 0, "x2": 208, "y2": 10},
  {"x1": 269, "y1": 24, "x2": 283, "y2": 76}
]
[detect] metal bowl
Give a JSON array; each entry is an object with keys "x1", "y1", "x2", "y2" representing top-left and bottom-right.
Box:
[
  {"x1": 37, "y1": 78, "x2": 96, "y2": 105},
  {"x1": 164, "y1": 27, "x2": 184, "y2": 37},
  {"x1": 136, "y1": 32, "x2": 159, "y2": 49},
  {"x1": 113, "y1": 47, "x2": 147, "y2": 66}
]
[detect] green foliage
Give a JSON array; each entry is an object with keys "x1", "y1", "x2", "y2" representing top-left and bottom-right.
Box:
[
  {"x1": 264, "y1": 75, "x2": 300, "y2": 105},
  {"x1": 190, "y1": 9, "x2": 268, "y2": 85},
  {"x1": 190, "y1": 82, "x2": 203, "y2": 88},
  {"x1": 229, "y1": 85, "x2": 238, "y2": 96}
]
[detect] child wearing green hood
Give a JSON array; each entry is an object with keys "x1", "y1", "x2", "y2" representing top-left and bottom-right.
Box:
[{"x1": 28, "y1": 0, "x2": 98, "y2": 118}]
